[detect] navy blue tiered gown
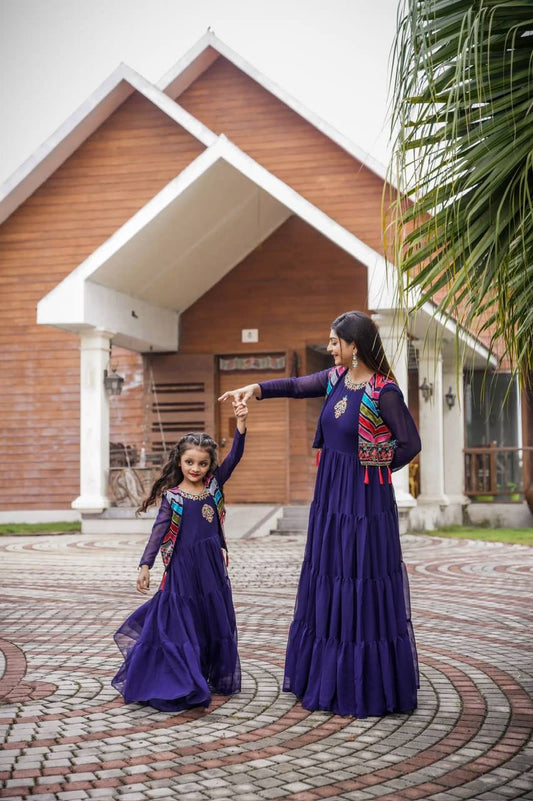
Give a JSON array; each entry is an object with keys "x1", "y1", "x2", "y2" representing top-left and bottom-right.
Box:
[
  {"x1": 112, "y1": 430, "x2": 245, "y2": 712},
  {"x1": 259, "y1": 370, "x2": 420, "y2": 717}
]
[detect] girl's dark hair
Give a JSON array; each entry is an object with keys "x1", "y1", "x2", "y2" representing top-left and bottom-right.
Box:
[
  {"x1": 331, "y1": 310, "x2": 396, "y2": 382},
  {"x1": 137, "y1": 433, "x2": 218, "y2": 514}
]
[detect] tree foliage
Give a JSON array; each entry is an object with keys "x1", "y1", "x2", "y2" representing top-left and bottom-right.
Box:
[{"x1": 390, "y1": 0, "x2": 533, "y2": 375}]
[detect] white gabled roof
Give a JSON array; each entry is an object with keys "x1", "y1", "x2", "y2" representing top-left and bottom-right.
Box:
[
  {"x1": 0, "y1": 31, "x2": 389, "y2": 227},
  {"x1": 158, "y1": 31, "x2": 389, "y2": 184},
  {"x1": 0, "y1": 64, "x2": 217, "y2": 225},
  {"x1": 37, "y1": 135, "x2": 395, "y2": 352}
]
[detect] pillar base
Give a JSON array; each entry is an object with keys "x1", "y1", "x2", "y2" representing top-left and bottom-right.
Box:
[{"x1": 72, "y1": 495, "x2": 110, "y2": 515}]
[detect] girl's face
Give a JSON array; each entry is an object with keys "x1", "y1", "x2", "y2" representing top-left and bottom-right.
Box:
[
  {"x1": 179, "y1": 446, "x2": 212, "y2": 486},
  {"x1": 327, "y1": 329, "x2": 355, "y2": 368}
]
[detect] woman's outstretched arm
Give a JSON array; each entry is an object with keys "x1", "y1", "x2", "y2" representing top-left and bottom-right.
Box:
[{"x1": 219, "y1": 369, "x2": 331, "y2": 405}]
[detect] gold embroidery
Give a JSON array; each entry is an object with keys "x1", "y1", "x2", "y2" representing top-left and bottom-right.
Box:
[
  {"x1": 334, "y1": 395, "x2": 348, "y2": 419},
  {"x1": 202, "y1": 503, "x2": 215, "y2": 523}
]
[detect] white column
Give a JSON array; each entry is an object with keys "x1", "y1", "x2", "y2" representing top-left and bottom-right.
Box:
[
  {"x1": 443, "y1": 367, "x2": 469, "y2": 518},
  {"x1": 372, "y1": 313, "x2": 416, "y2": 511},
  {"x1": 416, "y1": 348, "x2": 448, "y2": 514},
  {"x1": 71, "y1": 330, "x2": 114, "y2": 514}
]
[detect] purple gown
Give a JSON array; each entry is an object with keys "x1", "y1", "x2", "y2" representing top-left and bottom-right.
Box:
[
  {"x1": 112, "y1": 430, "x2": 245, "y2": 711},
  {"x1": 259, "y1": 370, "x2": 420, "y2": 717}
]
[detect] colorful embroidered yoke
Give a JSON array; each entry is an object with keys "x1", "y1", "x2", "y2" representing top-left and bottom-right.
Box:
[
  {"x1": 160, "y1": 475, "x2": 226, "y2": 573},
  {"x1": 326, "y1": 368, "x2": 398, "y2": 483}
]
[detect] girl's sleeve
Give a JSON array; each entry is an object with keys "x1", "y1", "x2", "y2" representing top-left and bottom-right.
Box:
[
  {"x1": 216, "y1": 428, "x2": 246, "y2": 487},
  {"x1": 258, "y1": 369, "x2": 330, "y2": 400},
  {"x1": 379, "y1": 386, "x2": 421, "y2": 471},
  {"x1": 138, "y1": 495, "x2": 172, "y2": 568}
]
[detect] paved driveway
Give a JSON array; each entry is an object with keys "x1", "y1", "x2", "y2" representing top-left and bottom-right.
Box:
[{"x1": 0, "y1": 530, "x2": 532, "y2": 800}]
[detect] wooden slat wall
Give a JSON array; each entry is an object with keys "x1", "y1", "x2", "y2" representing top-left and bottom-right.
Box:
[
  {"x1": 180, "y1": 215, "x2": 367, "y2": 502},
  {"x1": 177, "y1": 56, "x2": 389, "y2": 255},
  {"x1": 0, "y1": 93, "x2": 205, "y2": 509}
]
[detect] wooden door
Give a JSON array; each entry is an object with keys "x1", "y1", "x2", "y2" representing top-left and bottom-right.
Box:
[
  {"x1": 146, "y1": 353, "x2": 215, "y2": 458},
  {"x1": 218, "y1": 368, "x2": 289, "y2": 503}
]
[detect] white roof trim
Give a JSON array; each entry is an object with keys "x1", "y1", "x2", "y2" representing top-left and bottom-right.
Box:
[
  {"x1": 420, "y1": 302, "x2": 497, "y2": 367},
  {"x1": 38, "y1": 135, "x2": 396, "y2": 329},
  {"x1": 0, "y1": 64, "x2": 216, "y2": 225},
  {"x1": 158, "y1": 31, "x2": 389, "y2": 185}
]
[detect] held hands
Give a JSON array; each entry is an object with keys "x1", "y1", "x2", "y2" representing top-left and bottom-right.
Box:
[
  {"x1": 137, "y1": 565, "x2": 150, "y2": 594},
  {"x1": 233, "y1": 399, "x2": 248, "y2": 433},
  {"x1": 219, "y1": 383, "x2": 260, "y2": 404}
]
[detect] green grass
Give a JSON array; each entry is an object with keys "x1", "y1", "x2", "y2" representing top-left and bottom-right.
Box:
[
  {"x1": 417, "y1": 525, "x2": 533, "y2": 547},
  {"x1": 0, "y1": 521, "x2": 81, "y2": 535}
]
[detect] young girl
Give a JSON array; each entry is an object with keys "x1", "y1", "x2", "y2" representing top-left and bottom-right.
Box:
[{"x1": 112, "y1": 401, "x2": 248, "y2": 712}]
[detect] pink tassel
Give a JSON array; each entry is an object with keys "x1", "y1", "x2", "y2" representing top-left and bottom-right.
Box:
[
  {"x1": 160, "y1": 573, "x2": 167, "y2": 590},
  {"x1": 364, "y1": 466, "x2": 369, "y2": 484},
  {"x1": 316, "y1": 450, "x2": 321, "y2": 466},
  {"x1": 388, "y1": 467, "x2": 392, "y2": 484},
  {"x1": 379, "y1": 466, "x2": 384, "y2": 485}
]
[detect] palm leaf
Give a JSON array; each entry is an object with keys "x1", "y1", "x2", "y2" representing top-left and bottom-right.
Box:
[{"x1": 389, "y1": 0, "x2": 533, "y2": 376}]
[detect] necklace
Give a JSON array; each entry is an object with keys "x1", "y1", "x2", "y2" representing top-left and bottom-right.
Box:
[
  {"x1": 344, "y1": 373, "x2": 368, "y2": 391},
  {"x1": 178, "y1": 486, "x2": 209, "y2": 500}
]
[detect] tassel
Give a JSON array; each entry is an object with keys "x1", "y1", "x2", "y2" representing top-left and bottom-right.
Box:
[
  {"x1": 379, "y1": 466, "x2": 384, "y2": 485},
  {"x1": 364, "y1": 466, "x2": 369, "y2": 484},
  {"x1": 160, "y1": 572, "x2": 167, "y2": 590},
  {"x1": 388, "y1": 467, "x2": 392, "y2": 484},
  {"x1": 316, "y1": 449, "x2": 321, "y2": 466}
]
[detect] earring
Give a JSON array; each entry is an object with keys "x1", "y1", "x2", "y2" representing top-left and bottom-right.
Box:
[{"x1": 352, "y1": 350, "x2": 358, "y2": 369}]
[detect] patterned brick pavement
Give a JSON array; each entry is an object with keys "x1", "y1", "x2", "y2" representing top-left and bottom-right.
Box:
[{"x1": 0, "y1": 530, "x2": 532, "y2": 800}]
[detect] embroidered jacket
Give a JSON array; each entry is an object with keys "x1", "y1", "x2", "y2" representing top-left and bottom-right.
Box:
[
  {"x1": 323, "y1": 367, "x2": 398, "y2": 480},
  {"x1": 259, "y1": 368, "x2": 420, "y2": 481},
  {"x1": 161, "y1": 475, "x2": 226, "y2": 570},
  {"x1": 138, "y1": 428, "x2": 246, "y2": 582}
]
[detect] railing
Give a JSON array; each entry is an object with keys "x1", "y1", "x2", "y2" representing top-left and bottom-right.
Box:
[{"x1": 464, "y1": 444, "x2": 533, "y2": 501}]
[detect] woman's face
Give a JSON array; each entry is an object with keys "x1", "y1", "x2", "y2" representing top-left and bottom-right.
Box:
[
  {"x1": 327, "y1": 329, "x2": 355, "y2": 368},
  {"x1": 180, "y1": 447, "x2": 212, "y2": 486}
]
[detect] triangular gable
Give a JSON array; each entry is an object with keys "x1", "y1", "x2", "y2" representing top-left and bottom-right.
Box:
[
  {"x1": 0, "y1": 31, "x2": 387, "y2": 227},
  {"x1": 37, "y1": 136, "x2": 393, "y2": 352},
  {"x1": 0, "y1": 64, "x2": 216, "y2": 225},
  {"x1": 158, "y1": 31, "x2": 388, "y2": 184}
]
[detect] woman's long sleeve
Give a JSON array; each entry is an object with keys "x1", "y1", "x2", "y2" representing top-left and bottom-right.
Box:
[
  {"x1": 379, "y1": 386, "x2": 421, "y2": 471},
  {"x1": 259, "y1": 369, "x2": 330, "y2": 400},
  {"x1": 216, "y1": 428, "x2": 246, "y2": 487},
  {"x1": 138, "y1": 496, "x2": 172, "y2": 568}
]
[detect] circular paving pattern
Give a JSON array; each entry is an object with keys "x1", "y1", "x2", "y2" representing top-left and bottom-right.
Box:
[{"x1": 0, "y1": 531, "x2": 532, "y2": 800}]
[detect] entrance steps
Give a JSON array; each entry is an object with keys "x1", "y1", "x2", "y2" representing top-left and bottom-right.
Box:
[{"x1": 270, "y1": 505, "x2": 310, "y2": 535}]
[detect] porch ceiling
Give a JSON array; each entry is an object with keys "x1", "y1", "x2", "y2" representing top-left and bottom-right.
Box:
[{"x1": 90, "y1": 158, "x2": 290, "y2": 311}]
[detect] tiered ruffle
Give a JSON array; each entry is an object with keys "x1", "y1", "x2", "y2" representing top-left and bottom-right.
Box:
[{"x1": 283, "y1": 446, "x2": 418, "y2": 717}]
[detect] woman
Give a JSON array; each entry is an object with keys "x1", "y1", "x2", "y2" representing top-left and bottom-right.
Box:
[{"x1": 219, "y1": 311, "x2": 420, "y2": 718}]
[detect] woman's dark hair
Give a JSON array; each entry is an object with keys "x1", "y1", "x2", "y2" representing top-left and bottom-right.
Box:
[
  {"x1": 331, "y1": 311, "x2": 396, "y2": 382},
  {"x1": 137, "y1": 433, "x2": 218, "y2": 514}
]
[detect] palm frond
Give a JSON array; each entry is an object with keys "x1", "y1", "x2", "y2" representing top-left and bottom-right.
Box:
[{"x1": 389, "y1": 0, "x2": 533, "y2": 374}]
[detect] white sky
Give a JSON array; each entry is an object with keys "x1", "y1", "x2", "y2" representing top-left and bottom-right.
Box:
[{"x1": 0, "y1": 0, "x2": 401, "y2": 186}]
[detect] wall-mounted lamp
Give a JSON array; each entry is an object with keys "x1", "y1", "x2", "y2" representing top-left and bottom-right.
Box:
[
  {"x1": 419, "y1": 377, "x2": 433, "y2": 402},
  {"x1": 104, "y1": 367, "x2": 124, "y2": 396},
  {"x1": 445, "y1": 386, "x2": 456, "y2": 410}
]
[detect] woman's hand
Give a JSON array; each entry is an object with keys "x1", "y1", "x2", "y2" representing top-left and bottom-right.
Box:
[
  {"x1": 221, "y1": 548, "x2": 229, "y2": 567},
  {"x1": 137, "y1": 565, "x2": 150, "y2": 594},
  {"x1": 218, "y1": 383, "x2": 260, "y2": 404}
]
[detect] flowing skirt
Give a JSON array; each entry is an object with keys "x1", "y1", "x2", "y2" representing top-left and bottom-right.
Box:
[
  {"x1": 112, "y1": 536, "x2": 240, "y2": 711},
  {"x1": 283, "y1": 446, "x2": 418, "y2": 717}
]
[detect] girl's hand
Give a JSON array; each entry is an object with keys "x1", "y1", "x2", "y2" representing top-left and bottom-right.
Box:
[
  {"x1": 233, "y1": 401, "x2": 248, "y2": 421},
  {"x1": 137, "y1": 565, "x2": 150, "y2": 594},
  {"x1": 221, "y1": 548, "x2": 229, "y2": 567},
  {"x1": 218, "y1": 384, "x2": 260, "y2": 404}
]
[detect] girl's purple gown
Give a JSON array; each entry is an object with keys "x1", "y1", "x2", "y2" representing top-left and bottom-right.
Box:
[
  {"x1": 112, "y1": 430, "x2": 245, "y2": 711},
  {"x1": 259, "y1": 370, "x2": 420, "y2": 717}
]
